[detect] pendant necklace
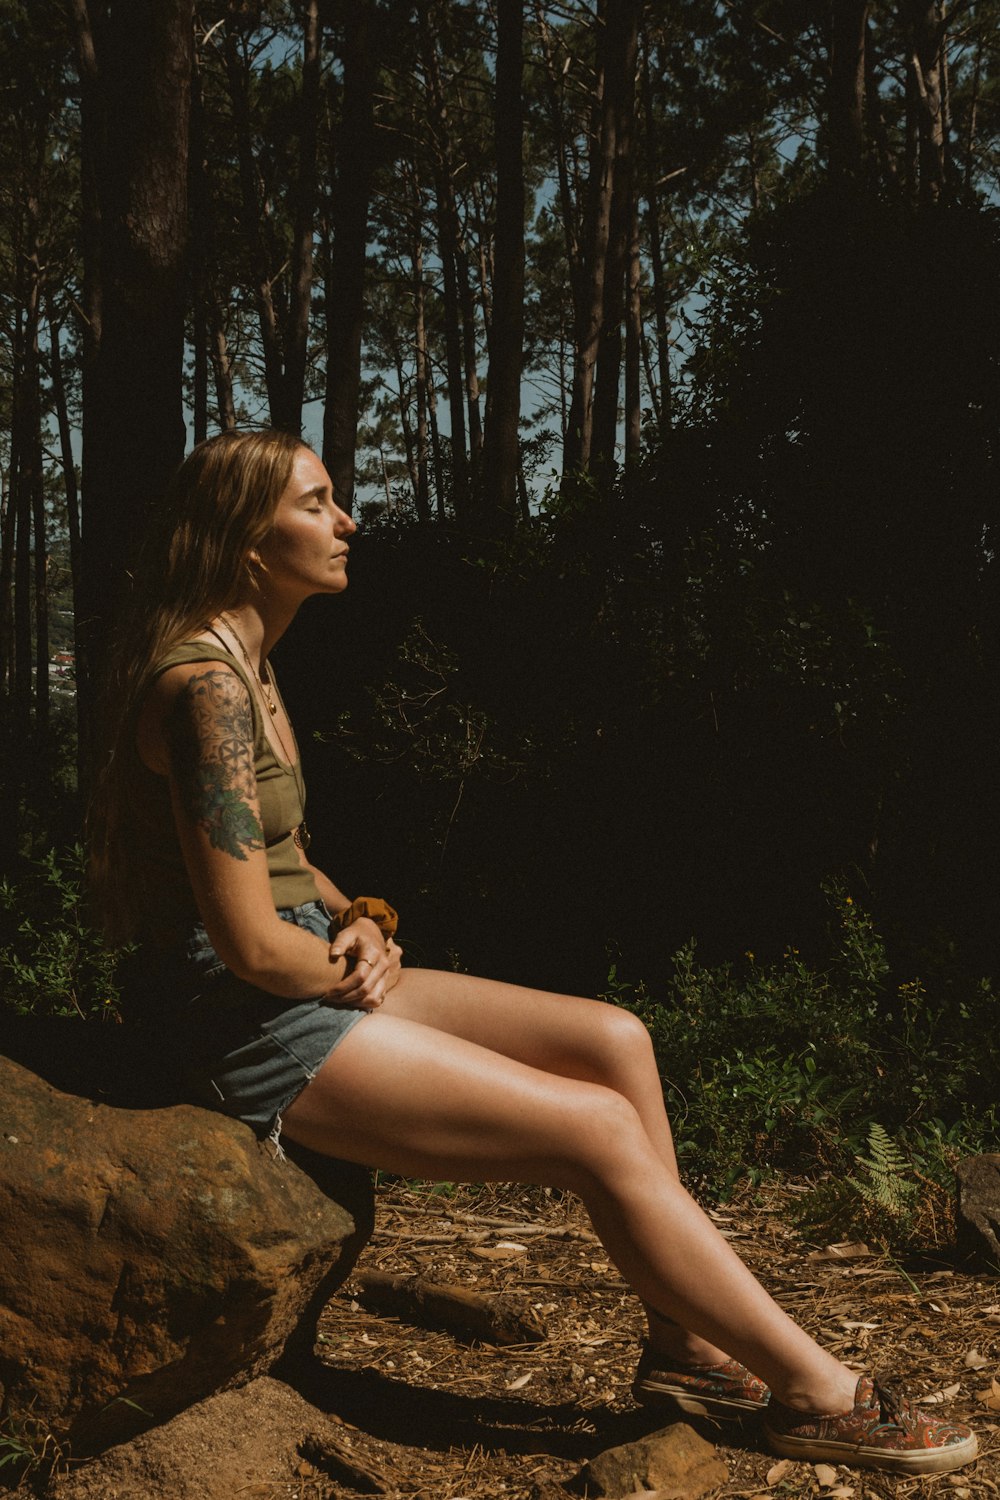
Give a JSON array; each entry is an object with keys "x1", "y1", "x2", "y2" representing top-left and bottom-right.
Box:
[
  {"x1": 210, "y1": 618, "x2": 297, "y2": 768},
  {"x1": 206, "y1": 619, "x2": 310, "y2": 850}
]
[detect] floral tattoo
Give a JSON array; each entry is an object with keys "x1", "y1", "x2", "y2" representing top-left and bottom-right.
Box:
[{"x1": 167, "y1": 669, "x2": 264, "y2": 860}]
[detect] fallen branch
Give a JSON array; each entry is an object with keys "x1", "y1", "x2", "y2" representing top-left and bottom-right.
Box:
[
  {"x1": 353, "y1": 1270, "x2": 548, "y2": 1346},
  {"x1": 385, "y1": 1205, "x2": 599, "y2": 1242},
  {"x1": 300, "y1": 1429, "x2": 391, "y2": 1494}
]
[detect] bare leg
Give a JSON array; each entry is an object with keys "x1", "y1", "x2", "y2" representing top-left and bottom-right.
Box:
[
  {"x1": 380, "y1": 969, "x2": 720, "y2": 1364},
  {"x1": 281, "y1": 1011, "x2": 857, "y2": 1415}
]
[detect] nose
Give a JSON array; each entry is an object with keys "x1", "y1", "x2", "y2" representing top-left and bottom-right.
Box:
[{"x1": 334, "y1": 504, "x2": 357, "y2": 538}]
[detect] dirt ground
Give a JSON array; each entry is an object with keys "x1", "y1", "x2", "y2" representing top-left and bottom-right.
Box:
[{"x1": 25, "y1": 1176, "x2": 1000, "y2": 1500}]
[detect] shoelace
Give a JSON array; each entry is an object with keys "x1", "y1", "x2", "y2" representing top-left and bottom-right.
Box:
[{"x1": 870, "y1": 1378, "x2": 911, "y2": 1429}]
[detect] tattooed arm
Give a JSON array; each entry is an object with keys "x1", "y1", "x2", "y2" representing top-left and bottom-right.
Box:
[
  {"x1": 166, "y1": 667, "x2": 266, "y2": 863},
  {"x1": 141, "y1": 661, "x2": 364, "y2": 1002}
]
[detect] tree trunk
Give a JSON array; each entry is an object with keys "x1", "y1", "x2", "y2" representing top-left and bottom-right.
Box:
[
  {"x1": 224, "y1": 20, "x2": 285, "y2": 422},
  {"x1": 563, "y1": 0, "x2": 613, "y2": 477},
  {"x1": 10, "y1": 296, "x2": 32, "y2": 737},
  {"x1": 211, "y1": 318, "x2": 238, "y2": 431},
  {"x1": 412, "y1": 214, "x2": 432, "y2": 523},
  {"x1": 20, "y1": 193, "x2": 48, "y2": 734},
  {"x1": 48, "y1": 313, "x2": 81, "y2": 619},
  {"x1": 458, "y1": 244, "x2": 483, "y2": 468},
  {"x1": 963, "y1": 37, "x2": 981, "y2": 193},
  {"x1": 190, "y1": 45, "x2": 210, "y2": 445},
  {"x1": 904, "y1": 40, "x2": 920, "y2": 197},
  {"x1": 436, "y1": 227, "x2": 470, "y2": 512},
  {"x1": 281, "y1": 0, "x2": 321, "y2": 434},
  {"x1": 428, "y1": 380, "x2": 446, "y2": 522},
  {"x1": 323, "y1": 0, "x2": 377, "y2": 513},
  {"x1": 479, "y1": 0, "x2": 524, "y2": 528},
  {"x1": 469, "y1": 178, "x2": 494, "y2": 342},
  {"x1": 828, "y1": 0, "x2": 868, "y2": 180},
  {"x1": 640, "y1": 31, "x2": 671, "y2": 435},
  {"x1": 536, "y1": 1, "x2": 587, "y2": 461},
  {"x1": 0, "y1": 465, "x2": 15, "y2": 697},
  {"x1": 31, "y1": 437, "x2": 49, "y2": 739},
  {"x1": 391, "y1": 340, "x2": 419, "y2": 504},
  {"x1": 14, "y1": 459, "x2": 32, "y2": 738},
  {"x1": 747, "y1": 130, "x2": 760, "y2": 210},
  {"x1": 68, "y1": 0, "x2": 103, "y2": 383},
  {"x1": 191, "y1": 40, "x2": 236, "y2": 432},
  {"x1": 591, "y1": 0, "x2": 641, "y2": 492},
  {"x1": 623, "y1": 186, "x2": 642, "y2": 488},
  {"x1": 865, "y1": 18, "x2": 900, "y2": 186},
  {"x1": 906, "y1": 0, "x2": 946, "y2": 204},
  {"x1": 417, "y1": 0, "x2": 470, "y2": 514},
  {"x1": 73, "y1": 0, "x2": 193, "y2": 754}
]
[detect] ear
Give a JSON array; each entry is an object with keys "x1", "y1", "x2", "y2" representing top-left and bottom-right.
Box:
[{"x1": 244, "y1": 548, "x2": 268, "y2": 585}]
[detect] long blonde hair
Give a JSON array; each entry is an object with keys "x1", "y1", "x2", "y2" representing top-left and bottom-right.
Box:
[{"x1": 89, "y1": 428, "x2": 305, "y2": 941}]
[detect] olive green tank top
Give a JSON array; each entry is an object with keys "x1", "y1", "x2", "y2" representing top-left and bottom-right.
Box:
[{"x1": 128, "y1": 641, "x2": 319, "y2": 942}]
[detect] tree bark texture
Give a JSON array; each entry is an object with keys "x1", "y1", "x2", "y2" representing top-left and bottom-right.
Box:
[
  {"x1": 47, "y1": 314, "x2": 81, "y2": 618},
  {"x1": 590, "y1": 0, "x2": 641, "y2": 492},
  {"x1": 828, "y1": 0, "x2": 869, "y2": 179},
  {"x1": 74, "y1": 0, "x2": 193, "y2": 749},
  {"x1": 563, "y1": 0, "x2": 612, "y2": 477},
  {"x1": 282, "y1": 0, "x2": 322, "y2": 433},
  {"x1": 224, "y1": 21, "x2": 285, "y2": 423},
  {"x1": 480, "y1": 0, "x2": 525, "y2": 527},
  {"x1": 640, "y1": 31, "x2": 671, "y2": 434},
  {"x1": 624, "y1": 186, "x2": 642, "y2": 485},
  {"x1": 906, "y1": 0, "x2": 946, "y2": 204},
  {"x1": 418, "y1": 0, "x2": 471, "y2": 512},
  {"x1": 412, "y1": 212, "x2": 432, "y2": 523},
  {"x1": 323, "y1": 0, "x2": 378, "y2": 513}
]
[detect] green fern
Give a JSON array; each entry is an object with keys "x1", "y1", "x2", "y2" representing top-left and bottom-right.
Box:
[
  {"x1": 793, "y1": 1124, "x2": 918, "y2": 1249},
  {"x1": 851, "y1": 1123, "x2": 917, "y2": 1219}
]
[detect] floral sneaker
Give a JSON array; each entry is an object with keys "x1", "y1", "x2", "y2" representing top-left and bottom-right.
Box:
[
  {"x1": 632, "y1": 1343, "x2": 771, "y2": 1421},
  {"x1": 763, "y1": 1375, "x2": 978, "y2": 1475}
]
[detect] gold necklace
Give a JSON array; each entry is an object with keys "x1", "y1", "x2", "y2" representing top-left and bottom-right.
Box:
[{"x1": 212, "y1": 619, "x2": 297, "y2": 767}]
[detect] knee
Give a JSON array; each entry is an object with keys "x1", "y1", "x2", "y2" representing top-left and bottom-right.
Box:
[
  {"x1": 591, "y1": 1002, "x2": 657, "y2": 1073},
  {"x1": 560, "y1": 1083, "x2": 652, "y2": 1191}
]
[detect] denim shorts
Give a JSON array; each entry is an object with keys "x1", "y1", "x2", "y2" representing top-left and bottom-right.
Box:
[{"x1": 124, "y1": 900, "x2": 368, "y2": 1146}]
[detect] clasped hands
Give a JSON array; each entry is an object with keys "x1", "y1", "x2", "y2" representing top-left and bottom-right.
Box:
[{"x1": 324, "y1": 915, "x2": 402, "y2": 1010}]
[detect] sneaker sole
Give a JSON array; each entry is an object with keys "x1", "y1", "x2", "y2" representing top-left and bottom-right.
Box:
[
  {"x1": 633, "y1": 1379, "x2": 768, "y2": 1422},
  {"x1": 763, "y1": 1427, "x2": 979, "y2": 1475}
]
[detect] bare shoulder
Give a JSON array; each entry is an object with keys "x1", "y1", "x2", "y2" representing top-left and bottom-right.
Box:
[
  {"x1": 149, "y1": 660, "x2": 264, "y2": 863},
  {"x1": 137, "y1": 659, "x2": 251, "y2": 776}
]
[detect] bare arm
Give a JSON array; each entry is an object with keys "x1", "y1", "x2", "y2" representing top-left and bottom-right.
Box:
[{"x1": 153, "y1": 662, "x2": 386, "y2": 1003}]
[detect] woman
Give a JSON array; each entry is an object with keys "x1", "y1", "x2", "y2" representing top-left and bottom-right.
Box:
[{"x1": 91, "y1": 428, "x2": 977, "y2": 1476}]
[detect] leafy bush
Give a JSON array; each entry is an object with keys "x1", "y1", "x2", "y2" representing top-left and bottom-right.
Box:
[
  {"x1": 606, "y1": 886, "x2": 998, "y2": 1244},
  {"x1": 0, "y1": 845, "x2": 129, "y2": 1021}
]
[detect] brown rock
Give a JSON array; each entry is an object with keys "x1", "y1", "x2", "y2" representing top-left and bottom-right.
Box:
[
  {"x1": 50, "y1": 1376, "x2": 350, "y2": 1500},
  {"x1": 0, "y1": 1053, "x2": 373, "y2": 1453},
  {"x1": 576, "y1": 1423, "x2": 728, "y2": 1500},
  {"x1": 956, "y1": 1154, "x2": 1000, "y2": 1266}
]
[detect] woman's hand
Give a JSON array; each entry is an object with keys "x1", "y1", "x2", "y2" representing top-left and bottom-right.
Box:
[
  {"x1": 325, "y1": 916, "x2": 392, "y2": 1010},
  {"x1": 384, "y1": 936, "x2": 404, "y2": 992}
]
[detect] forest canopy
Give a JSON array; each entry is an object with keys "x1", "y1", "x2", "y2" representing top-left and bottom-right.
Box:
[{"x1": 1, "y1": 0, "x2": 1000, "y2": 997}]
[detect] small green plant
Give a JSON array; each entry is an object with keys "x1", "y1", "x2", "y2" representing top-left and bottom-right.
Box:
[
  {"x1": 0, "y1": 1408, "x2": 65, "y2": 1487},
  {"x1": 0, "y1": 845, "x2": 131, "y2": 1021}
]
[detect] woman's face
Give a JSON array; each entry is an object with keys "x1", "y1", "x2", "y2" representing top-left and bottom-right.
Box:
[{"x1": 255, "y1": 446, "x2": 356, "y2": 602}]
